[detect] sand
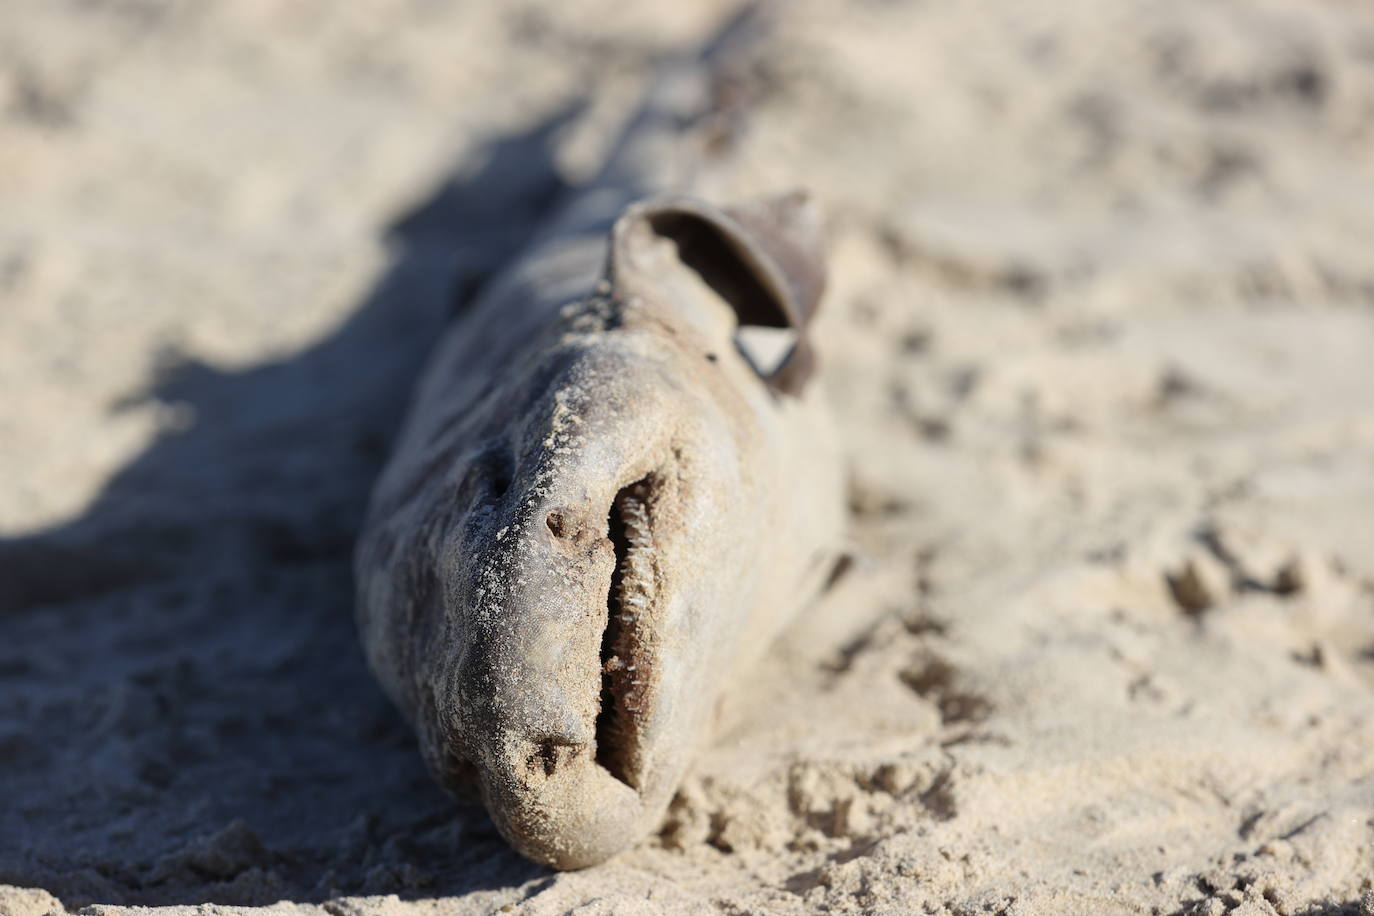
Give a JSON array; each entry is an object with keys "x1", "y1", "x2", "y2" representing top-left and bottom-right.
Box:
[{"x1": 4, "y1": 1, "x2": 1374, "y2": 913}]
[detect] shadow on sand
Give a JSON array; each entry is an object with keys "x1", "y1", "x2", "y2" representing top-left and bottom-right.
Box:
[{"x1": 0, "y1": 106, "x2": 585, "y2": 908}]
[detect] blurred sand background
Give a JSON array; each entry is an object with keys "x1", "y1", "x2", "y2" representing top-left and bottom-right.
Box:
[{"x1": 4, "y1": 1, "x2": 1374, "y2": 913}]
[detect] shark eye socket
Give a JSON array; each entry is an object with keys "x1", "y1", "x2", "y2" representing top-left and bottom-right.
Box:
[
  {"x1": 456, "y1": 445, "x2": 512, "y2": 505},
  {"x1": 487, "y1": 460, "x2": 511, "y2": 497}
]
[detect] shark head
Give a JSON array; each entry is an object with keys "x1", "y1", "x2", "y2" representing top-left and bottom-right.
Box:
[{"x1": 357, "y1": 193, "x2": 842, "y2": 868}]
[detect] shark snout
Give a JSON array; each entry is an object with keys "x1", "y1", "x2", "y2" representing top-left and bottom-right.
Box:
[
  {"x1": 452, "y1": 461, "x2": 678, "y2": 864},
  {"x1": 440, "y1": 346, "x2": 733, "y2": 867}
]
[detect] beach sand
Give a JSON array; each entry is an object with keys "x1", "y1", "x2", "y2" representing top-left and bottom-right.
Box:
[{"x1": 3, "y1": 1, "x2": 1374, "y2": 913}]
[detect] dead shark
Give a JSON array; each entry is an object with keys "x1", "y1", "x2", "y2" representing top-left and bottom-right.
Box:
[{"x1": 354, "y1": 13, "x2": 846, "y2": 869}]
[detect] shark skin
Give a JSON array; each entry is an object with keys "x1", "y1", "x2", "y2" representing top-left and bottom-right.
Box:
[{"x1": 354, "y1": 21, "x2": 845, "y2": 868}]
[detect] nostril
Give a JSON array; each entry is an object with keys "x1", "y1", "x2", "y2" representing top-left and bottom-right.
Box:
[
  {"x1": 528, "y1": 738, "x2": 574, "y2": 777},
  {"x1": 546, "y1": 510, "x2": 569, "y2": 538}
]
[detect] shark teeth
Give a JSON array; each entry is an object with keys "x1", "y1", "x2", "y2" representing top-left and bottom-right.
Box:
[{"x1": 597, "y1": 477, "x2": 658, "y2": 789}]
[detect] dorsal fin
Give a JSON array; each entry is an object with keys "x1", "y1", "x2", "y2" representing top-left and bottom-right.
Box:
[{"x1": 608, "y1": 192, "x2": 827, "y2": 395}]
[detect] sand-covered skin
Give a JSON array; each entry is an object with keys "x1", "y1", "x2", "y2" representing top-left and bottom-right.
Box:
[{"x1": 4, "y1": 1, "x2": 1374, "y2": 914}]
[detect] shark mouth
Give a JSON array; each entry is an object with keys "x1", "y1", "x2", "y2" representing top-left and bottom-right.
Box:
[{"x1": 596, "y1": 475, "x2": 658, "y2": 790}]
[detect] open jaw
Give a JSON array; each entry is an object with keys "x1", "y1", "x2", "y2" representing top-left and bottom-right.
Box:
[{"x1": 596, "y1": 474, "x2": 660, "y2": 790}]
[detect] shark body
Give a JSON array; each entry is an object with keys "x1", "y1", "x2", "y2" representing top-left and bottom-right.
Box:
[{"x1": 355, "y1": 19, "x2": 846, "y2": 868}]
